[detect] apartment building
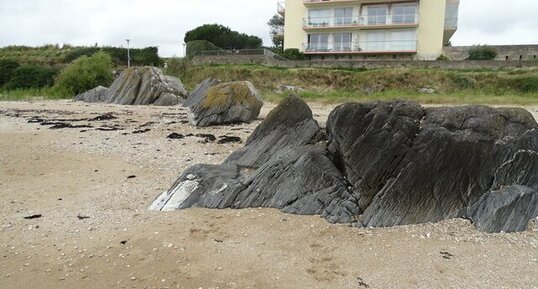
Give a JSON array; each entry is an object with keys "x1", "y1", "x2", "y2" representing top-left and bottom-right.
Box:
[{"x1": 278, "y1": 0, "x2": 459, "y2": 60}]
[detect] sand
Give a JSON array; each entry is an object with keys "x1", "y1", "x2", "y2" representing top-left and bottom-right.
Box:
[{"x1": 0, "y1": 100, "x2": 537, "y2": 289}]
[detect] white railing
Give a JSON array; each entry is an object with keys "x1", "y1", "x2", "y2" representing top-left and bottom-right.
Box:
[
  {"x1": 303, "y1": 14, "x2": 418, "y2": 28},
  {"x1": 303, "y1": 40, "x2": 417, "y2": 53}
]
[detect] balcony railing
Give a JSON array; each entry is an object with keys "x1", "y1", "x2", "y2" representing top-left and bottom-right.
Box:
[
  {"x1": 302, "y1": 40, "x2": 417, "y2": 53},
  {"x1": 303, "y1": 14, "x2": 418, "y2": 29},
  {"x1": 277, "y1": 2, "x2": 285, "y2": 15}
]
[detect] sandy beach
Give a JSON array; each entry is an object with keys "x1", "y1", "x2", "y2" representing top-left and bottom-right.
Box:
[{"x1": 1, "y1": 100, "x2": 537, "y2": 289}]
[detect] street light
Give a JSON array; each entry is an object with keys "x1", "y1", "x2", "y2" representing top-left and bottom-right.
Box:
[
  {"x1": 126, "y1": 39, "x2": 131, "y2": 67},
  {"x1": 182, "y1": 43, "x2": 186, "y2": 58}
]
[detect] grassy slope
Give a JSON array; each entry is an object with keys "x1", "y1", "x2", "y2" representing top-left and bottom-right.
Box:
[
  {"x1": 2, "y1": 62, "x2": 538, "y2": 104},
  {"x1": 171, "y1": 64, "x2": 538, "y2": 105}
]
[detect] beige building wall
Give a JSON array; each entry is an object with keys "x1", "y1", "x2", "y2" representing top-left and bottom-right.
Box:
[
  {"x1": 284, "y1": 0, "x2": 307, "y2": 51},
  {"x1": 283, "y1": 0, "x2": 453, "y2": 60},
  {"x1": 416, "y1": 0, "x2": 447, "y2": 59}
]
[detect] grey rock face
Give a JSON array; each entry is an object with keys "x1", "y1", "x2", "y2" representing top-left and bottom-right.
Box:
[
  {"x1": 151, "y1": 98, "x2": 538, "y2": 233},
  {"x1": 182, "y1": 78, "x2": 220, "y2": 108},
  {"x1": 467, "y1": 185, "x2": 538, "y2": 233},
  {"x1": 74, "y1": 86, "x2": 109, "y2": 103},
  {"x1": 150, "y1": 96, "x2": 360, "y2": 223},
  {"x1": 327, "y1": 101, "x2": 538, "y2": 232},
  {"x1": 187, "y1": 81, "x2": 263, "y2": 127},
  {"x1": 106, "y1": 66, "x2": 187, "y2": 105}
]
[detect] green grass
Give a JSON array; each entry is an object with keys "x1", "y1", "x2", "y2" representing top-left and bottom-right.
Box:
[
  {"x1": 263, "y1": 90, "x2": 538, "y2": 105},
  {"x1": 0, "y1": 88, "x2": 70, "y2": 101}
]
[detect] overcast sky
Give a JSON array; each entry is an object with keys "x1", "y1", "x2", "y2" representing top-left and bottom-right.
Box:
[{"x1": 0, "y1": 0, "x2": 537, "y2": 57}]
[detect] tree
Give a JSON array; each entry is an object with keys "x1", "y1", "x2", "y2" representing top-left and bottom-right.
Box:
[
  {"x1": 184, "y1": 24, "x2": 262, "y2": 50},
  {"x1": 267, "y1": 14, "x2": 285, "y2": 52},
  {"x1": 54, "y1": 52, "x2": 114, "y2": 95}
]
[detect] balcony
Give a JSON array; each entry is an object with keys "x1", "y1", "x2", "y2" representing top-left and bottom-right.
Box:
[
  {"x1": 303, "y1": 14, "x2": 418, "y2": 30},
  {"x1": 304, "y1": 0, "x2": 409, "y2": 6},
  {"x1": 277, "y1": 2, "x2": 285, "y2": 16},
  {"x1": 302, "y1": 40, "x2": 417, "y2": 54}
]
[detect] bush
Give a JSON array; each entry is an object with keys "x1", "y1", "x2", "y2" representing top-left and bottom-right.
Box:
[
  {"x1": 467, "y1": 45, "x2": 498, "y2": 60},
  {"x1": 0, "y1": 59, "x2": 20, "y2": 87},
  {"x1": 283, "y1": 49, "x2": 306, "y2": 60},
  {"x1": 165, "y1": 58, "x2": 190, "y2": 79},
  {"x1": 436, "y1": 54, "x2": 449, "y2": 61},
  {"x1": 5, "y1": 65, "x2": 58, "y2": 89},
  {"x1": 184, "y1": 24, "x2": 263, "y2": 50},
  {"x1": 54, "y1": 52, "x2": 114, "y2": 95}
]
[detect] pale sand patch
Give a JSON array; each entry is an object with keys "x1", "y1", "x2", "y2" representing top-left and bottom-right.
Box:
[{"x1": 0, "y1": 100, "x2": 537, "y2": 289}]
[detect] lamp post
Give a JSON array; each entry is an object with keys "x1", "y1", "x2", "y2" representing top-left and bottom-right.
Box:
[
  {"x1": 126, "y1": 39, "x2": 131, "y2": 67},
  {"x1": 182, "y1": 43, "x2": 186, "y2": 58}
]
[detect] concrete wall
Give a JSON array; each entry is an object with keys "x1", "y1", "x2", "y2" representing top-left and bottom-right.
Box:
[{"x1": 443, "y1": 45, "x2": 538, "y2": 61}]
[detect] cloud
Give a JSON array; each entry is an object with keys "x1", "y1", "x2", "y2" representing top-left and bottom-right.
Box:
[{"x1": 1, "y1": 0, "x2": 536, "y2": 56}]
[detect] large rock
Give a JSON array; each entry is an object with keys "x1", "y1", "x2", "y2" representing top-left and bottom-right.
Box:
[
  {"x1": 326, "y1": 101, "x2": 538, "y2": 232},
  {"x1": 151, "y1": 99, "x2": 538, "y2": 233},
  {"x1": 106, "y1": 66, "x2": 187, "y2": 105},
  {"x1": 182, "y1": 78, "x2": 220, "y2": 108},
  {"x1": 187, "y1": 81, "x2": 263, "y2": 127},
  {"x1": 150, "y1": 96, "x2": 360, "y2": 223},
  {"x1": 74, "y1": 86, "x2": 108, "y2": 103}
]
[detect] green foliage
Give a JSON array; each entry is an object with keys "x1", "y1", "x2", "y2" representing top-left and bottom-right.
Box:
[
  {"x1": 0, "y1": 59, "x2": 20, "y2": 86},
  {"x1": 184, "y1": 24, "x2": 262, "y2": 50},
  {"x1": 468, "y1": 45, "x2": 498, "y2": 60},
  {"x1": 5, "y1": 65, "x2": 58, "y2": 89},
  {"x1": 54, "y1": 52, "x2": 114, "y2": 95},
  {"x1": 0, "y1": 45, "x2": 162, "y2": 67},
  {"x1": 436, "y1": 54, "x2": 449, "y2": 61},
  {"x1": 283, "y1": 49, "x2": 306, "y2": 60},
  {"x1": 164, "y1": 57, "x2": 191, "y2": 80},
  {"x1": 63, "y1": 46, "x2": 162, "y2": 66},
  {"x1": 507, "y1": 76, "x2": 538, "y2": 93},
  {"x1": 448, "y1": 73, "x2": 476, "y2": 89},
  {"x1": 185, "y1": 40, "x2": 223, "y2": 58},
  {"x1": 267, "y1": 14, "x2": 285, "y2": 52}
]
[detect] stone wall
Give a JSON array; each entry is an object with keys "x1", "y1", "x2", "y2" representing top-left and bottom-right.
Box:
[
  {"x1": 192, "y1": 55, "x2": 538, "y2": 70},
  {"x1": 443, "y1": 45, "x2": 538, "y2": 61}
]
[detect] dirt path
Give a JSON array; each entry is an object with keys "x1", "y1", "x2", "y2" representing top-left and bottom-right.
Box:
[{"x1": 0, "y1": 100, "x2": 537, "y2": 289}]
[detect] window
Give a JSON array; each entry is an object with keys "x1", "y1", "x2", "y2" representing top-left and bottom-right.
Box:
[
  {"x1": 333, "y1": 33, "x2": 352, "y2": 52},
  {"x1": 308, "y1": 9, "x2": 330, "y2": 27},
  {"x1": 365, "y1": 31, "x2": 385, "y2": 51},
  {"x1": 388, "y1": 30, "x2": 416, "y2": 51},
  {"x1": 392, "y1": 4, "x2": 417, "y2": 24},
  {"x1": 334, "y1": 8, "x2": 353, "y2": 26},
  {"x1": 308, "y1": 34, "x2": 330, "y2": 51},
  {"x1": 367, "y1": 6, "x2": 387, "y2": 25}
]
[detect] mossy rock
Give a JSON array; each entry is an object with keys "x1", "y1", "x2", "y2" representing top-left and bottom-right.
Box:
[{"x1": 188, "y1": 81, "x2": 263, "y2": 127}]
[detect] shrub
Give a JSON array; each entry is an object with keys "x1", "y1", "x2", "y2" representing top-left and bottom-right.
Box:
[
  {"x1": 5, "y1": 65, "x2": 58, "y2": 89},
  {"x1": 467, "y1": 45, "x2": 498, "y2": 60},
  {"x1": 0, "y1": 59, "x2": 20, "y2": 86},
  {"x1": 283, "y1": 48, "x2": 306, "y2": 60},
  {"x1": 509, "y1": 76, "x2": 538, "y2": 93},
  {"x1": 54, "y1": 52, "x2": 114, "y2": 95},
  {"x1": 165, "y1": 57, "x2": 190, "y2": 79},
  {"x1": 436, "y1": 54, "x2": 449, "y2": 61}
]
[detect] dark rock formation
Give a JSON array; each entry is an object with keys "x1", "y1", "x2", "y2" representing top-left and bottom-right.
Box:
[
  {"x1": 187, "y1": 81, "x2": 263, "y2": 127},
  {"x1": 106, "y1": 67, "x2": 187, "y2": 105},
  {"x1": 150, "y1": 96, "x2": 360, "y2": 223},
  {"x1": 74, "y1": 86, "x2": 109, "y2": 103},
  {"x1": 327, "y1": 101, "x2": 538, "y2": 232},
  {"x1": 152, "y1": 98, "x2": 538, "y2": 233},
  {"x1": 182, "y1": 78, "x2": 220, "y2": 108}
]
